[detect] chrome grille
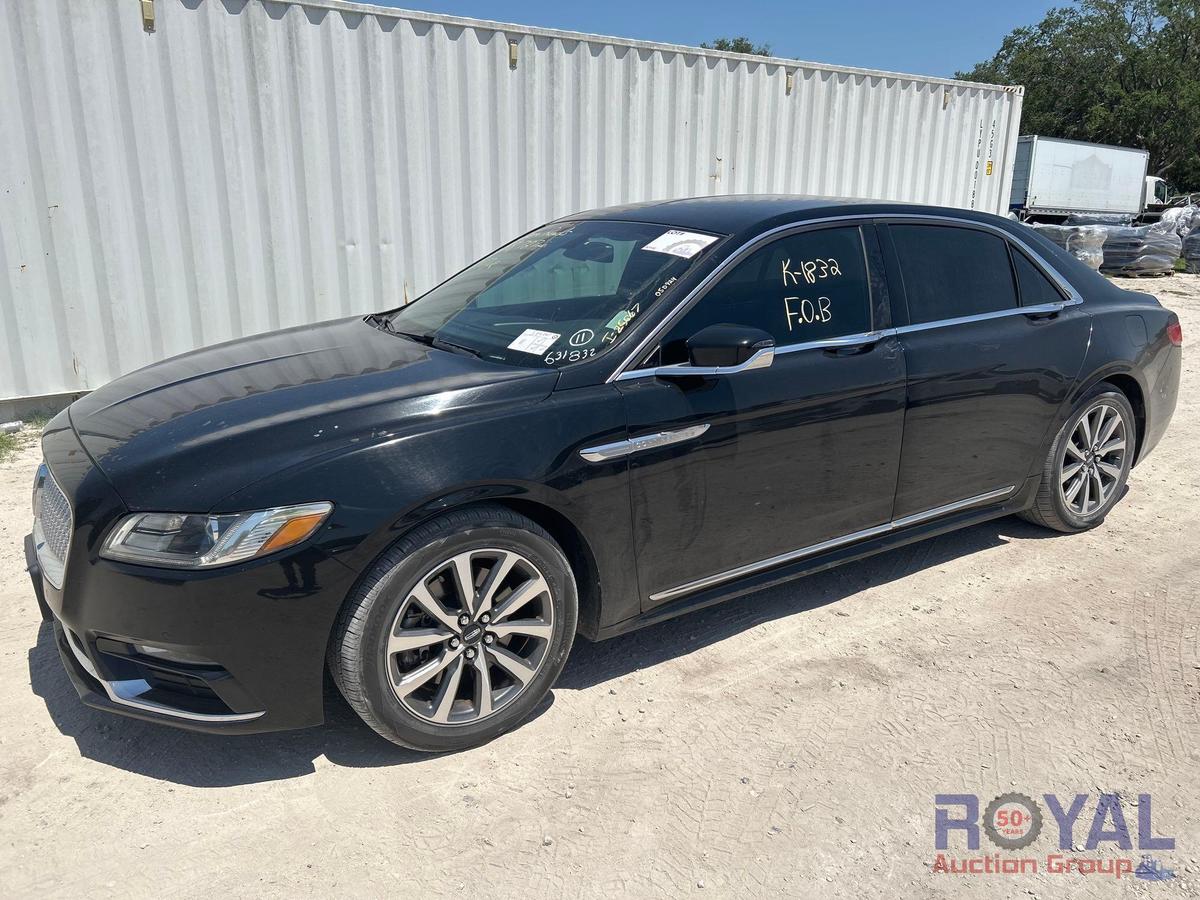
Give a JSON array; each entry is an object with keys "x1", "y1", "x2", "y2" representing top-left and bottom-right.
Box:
[{"x1": 34, "y1": 465, "x2": 72, "y2": 588}]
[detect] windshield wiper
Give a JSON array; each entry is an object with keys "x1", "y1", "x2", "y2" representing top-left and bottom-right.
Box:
[
  {"x1": 364, "y1": 313, "x2": 402, "y2": 334},
  {"x1": 368, "y1": 316, "x2": 482, "y2": 359},
  {"x1": 431, "y1": 337, "x2": 482, "y2": 359},
  {"x1": 367, "y1": 315, "x2": 433, "y2": 345}
]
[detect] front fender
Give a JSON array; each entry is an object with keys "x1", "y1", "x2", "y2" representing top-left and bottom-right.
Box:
[{"x1": 216, "y1": 383, "x2": 641, "y2": 633}]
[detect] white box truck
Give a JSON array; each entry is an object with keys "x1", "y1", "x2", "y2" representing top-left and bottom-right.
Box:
[{"x1": 1008, "y1": 135, "x2": 1158, "y2": 221}]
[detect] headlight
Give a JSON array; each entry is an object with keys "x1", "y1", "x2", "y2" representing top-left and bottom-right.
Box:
[{"x1": 101, "y1": 502, "x2": 332, "y2": 569}]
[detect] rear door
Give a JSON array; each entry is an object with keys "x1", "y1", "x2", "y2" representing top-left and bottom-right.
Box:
[
  {"x1": 880, "y1": 220, "x2": 1091, "y2": 519},
  {"x1": 615, "y1": 224, "x2": 907, "y2": 608}
]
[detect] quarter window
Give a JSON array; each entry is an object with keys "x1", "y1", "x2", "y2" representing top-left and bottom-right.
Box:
[
  {"x1": 660, "y1": 226, "x2": 873, "y2": 363},
  {"x1": 890, "y1": 225, "x2": 1018, "y2": 323},
  {"x1": 1011, "y1": 249, "x2": 1065, "y2": 307}
]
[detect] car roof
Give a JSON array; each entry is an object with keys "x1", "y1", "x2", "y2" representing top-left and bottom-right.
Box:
[{"x1": 563, "y1": 194, "x2": 1006, "y2": 237}]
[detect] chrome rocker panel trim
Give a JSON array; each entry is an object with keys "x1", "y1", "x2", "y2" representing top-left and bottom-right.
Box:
[{"x1": 649, "y1": 485, "x2": 1016, "y2": 603}]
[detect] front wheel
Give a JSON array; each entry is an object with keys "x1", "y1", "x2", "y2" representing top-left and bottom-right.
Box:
[
  {"x1": 329, "y1": 505, "x2": 578, "y2": 752},
  {"x1": 1021, "y1": 385, "x2": 1136, "y2": 533}
]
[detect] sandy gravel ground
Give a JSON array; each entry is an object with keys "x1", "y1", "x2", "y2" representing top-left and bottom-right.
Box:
[{"x1": 0, "y1": 277, "x2": 1197, "y2": 899}]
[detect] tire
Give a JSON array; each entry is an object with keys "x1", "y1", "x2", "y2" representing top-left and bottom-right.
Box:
[
  {"x1": 328, "y1": 504, "x2": 578, "y2": 752},
  {"x1": 1020, "y1": 384, "x2": 1137, "y2": 533}
]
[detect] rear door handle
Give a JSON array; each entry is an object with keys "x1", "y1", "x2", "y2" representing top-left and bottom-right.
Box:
[
  {"x1": 1024, "y1": 302, "x2": 1066, "y2": 321},
  {"x1": 824, "y1": 339, "x2": 879, "y2": 357}
]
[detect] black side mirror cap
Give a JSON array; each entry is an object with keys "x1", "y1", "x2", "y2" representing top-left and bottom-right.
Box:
[{"x1": 686, "y1": 324, "x2": 776, "y2": 368}]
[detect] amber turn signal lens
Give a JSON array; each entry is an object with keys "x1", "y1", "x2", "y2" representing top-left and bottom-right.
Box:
[{"x1": 260, "y1": 513, "x2": 328, "y2": 555}]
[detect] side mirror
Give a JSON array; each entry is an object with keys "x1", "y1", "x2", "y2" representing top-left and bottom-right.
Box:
[
  {"x1": 687, "y1": 324, "x2": 775, "y2": 369},
  {"x1": 653, "y1": 324, "x2": 776, "y2": 378}
]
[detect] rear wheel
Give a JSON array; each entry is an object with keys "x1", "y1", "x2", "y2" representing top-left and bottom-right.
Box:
[
  {"x1": 1021, "y1": 385, "x2": 1136, "y2": 533},
  {"x1": 329, "y1": 505, "x2": 577, "y2": 752}
]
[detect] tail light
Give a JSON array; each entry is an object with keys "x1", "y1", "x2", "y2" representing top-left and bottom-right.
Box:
[{"x1": 1167, "y1": 320, "x2": 1182, "y2": 346}]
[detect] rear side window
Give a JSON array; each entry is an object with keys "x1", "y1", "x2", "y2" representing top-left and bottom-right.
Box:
[
  {"x1": 1012, "y1": 249, "x2": 1065, "y2": 307},
  {"x1": 890, "y1": 225, "x2": 1018, "y2": 323},
  {"x1": 660, "y1": 226, "x2": 873, "y2": 362}
]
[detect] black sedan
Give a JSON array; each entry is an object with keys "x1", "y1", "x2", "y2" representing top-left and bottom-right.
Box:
[{"x1": 27, "y1": 197, "x2": 1181, "y2": 751}]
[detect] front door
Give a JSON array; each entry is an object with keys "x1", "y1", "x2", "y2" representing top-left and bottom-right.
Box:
[
  {"x1": 881, "y1": 221, "x2": 1092, "y2": 518},
  {"x1": 617, "y1": 224, "x2": 907, "y2": 608}
]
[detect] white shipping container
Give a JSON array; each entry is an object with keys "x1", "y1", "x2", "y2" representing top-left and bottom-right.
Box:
[
  {"x1": 0, "y1": 0, "x2": 1024, "y2": 401},
  {"x1": 1008, "y1": 135, "x2": 1150, "y2": 218}
]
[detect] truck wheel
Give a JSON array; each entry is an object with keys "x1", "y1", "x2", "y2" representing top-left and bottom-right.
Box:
[
  {"x1": 1020, "y1": 384, "x2": 1136, "y2": 533},
  {"x1": 328, "y1": 504, "x2": 578, "y2": 752}
]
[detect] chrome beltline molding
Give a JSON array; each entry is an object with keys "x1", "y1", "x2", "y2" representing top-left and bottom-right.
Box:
[
  {"x1": 607, "y1": 211, "x2": 1084, "y2": 384},
  {"x1": 580, "y1": 424, "x2": 711, "y2": 462},
  {"x1": 615, "y1": 294, "x2": 1080, "y2": 382},
  {"x1": 893, "y1": 297, "x2": 1081, "y2": 335},
  {"x1": 648, "y1": 485, "x2": 1016, "y2": 603}
]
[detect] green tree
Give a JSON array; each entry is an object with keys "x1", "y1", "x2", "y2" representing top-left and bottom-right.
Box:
[
  {"x1": 958, "y1": 0, "x2": 1200, "y2": 191},
  {"x1": 700, "y1": 36, "x2": 773, "y2": 56}
]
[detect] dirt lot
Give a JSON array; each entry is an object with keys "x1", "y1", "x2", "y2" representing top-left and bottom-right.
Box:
[{"x1": 0, "y1": 277, "x2": 1197, "y2": 899}]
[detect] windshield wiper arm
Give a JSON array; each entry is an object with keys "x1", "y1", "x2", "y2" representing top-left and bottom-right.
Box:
[
  {"x1": 370, "y1": 317, "x2": 435, "y2": 346},
  {"x1": 364, "y1": 313, "x2": 403, "y2": 334},
  {"x1": 431, "y1": 337, "x2": 482, "y2": 359},
  {"x1": 369, "y1": 318, "x2": 481, "y2": 359}
]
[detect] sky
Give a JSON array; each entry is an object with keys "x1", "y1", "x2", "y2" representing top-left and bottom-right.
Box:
[{"x1": 375, "y1": 0, "x2": 1060, "y2": 79}]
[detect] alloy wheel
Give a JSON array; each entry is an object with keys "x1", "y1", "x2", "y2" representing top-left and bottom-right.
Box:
[
  {"x1": 385, "y1": 549, "x2": 554, "y2": 725},
  {"x1": 1058, "y1": 402, "x2": 1127, "y2": 517}
]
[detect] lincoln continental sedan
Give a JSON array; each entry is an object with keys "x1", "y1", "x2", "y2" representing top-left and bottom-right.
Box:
[{"x1": 27, "y1": 197, "x2": 1181, "y2": 751}]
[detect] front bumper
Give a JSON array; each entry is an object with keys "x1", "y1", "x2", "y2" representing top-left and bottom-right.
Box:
[
  {"x1": 29, "y1": 421, "x2": 360, "y2": 735},
  {"x1": 30, "y1": 526, "x2": 356, "y2": 733}
]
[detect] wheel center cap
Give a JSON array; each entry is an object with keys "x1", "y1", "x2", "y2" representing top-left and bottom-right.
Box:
[{"x1": 462, "y1": 623, "x2": 484, "y2": 645}]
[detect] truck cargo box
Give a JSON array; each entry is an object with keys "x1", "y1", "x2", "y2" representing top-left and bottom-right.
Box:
[{"x1": 1009, "y1": 135, "x2": 1149, "y2": 218}]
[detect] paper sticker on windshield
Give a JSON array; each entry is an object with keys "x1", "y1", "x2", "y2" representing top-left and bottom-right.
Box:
[
  {"x1": 606, "y1": 308, "x2": 637, "y2": 331},
  {"x1": 643, "y1": 230, "x2": 718, "y2": 259},
  {"x1": 508, "y1": 328, "x2": 560, "y2": 355}
]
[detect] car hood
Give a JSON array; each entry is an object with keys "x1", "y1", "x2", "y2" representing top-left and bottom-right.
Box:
[{"x1": 69, "y1": 317, "x2": 557, "y2": 511}]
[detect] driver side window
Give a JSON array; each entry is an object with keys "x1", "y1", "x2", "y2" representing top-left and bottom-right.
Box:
[{"x1": 659, "y1": 226, "x2": 873, "y2": 364}]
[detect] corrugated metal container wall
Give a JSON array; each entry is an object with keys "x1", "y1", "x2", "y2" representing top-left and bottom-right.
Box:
[{"x1": 0, "y1": 0, "x2": 1024, "y2": 401}]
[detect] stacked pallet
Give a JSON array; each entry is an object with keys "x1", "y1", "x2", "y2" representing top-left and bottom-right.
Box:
[
  {"x1": 1027, "y1": 224, "x2": 1107, "y2": 270},
  {"x1": 1094, "y1": 223, "x2": 1181, "y2": 276}
]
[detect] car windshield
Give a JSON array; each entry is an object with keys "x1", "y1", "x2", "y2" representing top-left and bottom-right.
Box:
[{"x1": 384, "y1": 220, "x2": 721, "y2": 368}]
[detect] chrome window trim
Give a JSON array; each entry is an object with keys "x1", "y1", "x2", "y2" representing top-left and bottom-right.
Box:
[
  {"x1": 615, "y1": 329, "x2": 899, "y2": 381},
  {"x1": 55, "y1": 614, "x2": 266, "y2": 724},
  {"x1": 580, "y1": 424, "x2": 710, "y2": 462},
  {"x1": 606, "y1": 211, "x2": 1084, "y2": 384},
  {"x1": 893, "y1": 298, "x2": 1080, "y2": 336},
  {"x1": 648, "y1": 485, "x2": 1016, "y2": 603}
]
